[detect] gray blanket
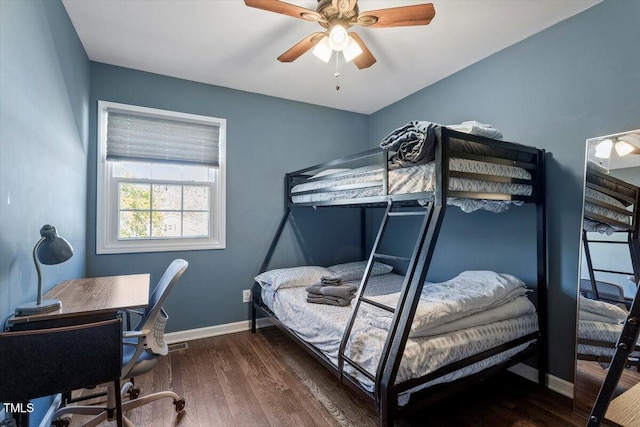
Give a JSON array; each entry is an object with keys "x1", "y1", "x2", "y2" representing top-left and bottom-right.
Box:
[
  {"x1": 306, "y1": 283, "x2": 357, "y2": 298},
  {"x1": 306, "y1": 294, "x2": 354, "y2": 307},
  {"x1": 379, "y1": 120, "x2": 437, "y2": 168}
]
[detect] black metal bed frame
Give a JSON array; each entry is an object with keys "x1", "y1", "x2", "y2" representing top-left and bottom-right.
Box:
[
  {"x1": 581, "y1": 169, "x2": 640, "y2": 426},
  {"x1": 250, "y1": 127, "x2": 548, "y2": 426},
  {"x1": 582, "y1": 169, "x2": 640, "y2": 303}
]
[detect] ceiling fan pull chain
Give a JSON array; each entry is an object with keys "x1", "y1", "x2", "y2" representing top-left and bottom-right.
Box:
[{"x1": 335, "y1": 52, "x2": 341, "y2": 90}]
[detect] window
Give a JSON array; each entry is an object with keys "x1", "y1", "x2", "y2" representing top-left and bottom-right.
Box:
[{"x1": 97, "y1": 101, "x2": 226, "y2": 254}]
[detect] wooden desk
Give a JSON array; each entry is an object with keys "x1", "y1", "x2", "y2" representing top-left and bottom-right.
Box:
[
  {"x1": 606, "y1": 381, "x2": 640, "y2": 427},
  {"x1": 7, "y1": 274, "x2": 149, "y2": 330}
]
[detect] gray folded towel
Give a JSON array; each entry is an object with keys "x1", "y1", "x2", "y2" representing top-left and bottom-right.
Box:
[
  {"x1": 321, "y1": 276, "x2": 342, "y2": 286},
  {"x1": 306, "y1": 294, "x2": 354, "y2": 307},
  {"x1": 306, "y1": 283, "x2": 357, "y2": 299}
]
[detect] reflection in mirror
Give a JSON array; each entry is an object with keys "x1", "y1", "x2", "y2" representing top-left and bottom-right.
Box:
[{"x1": 574, "y1": 129, "x2": 640, "y2": 418}]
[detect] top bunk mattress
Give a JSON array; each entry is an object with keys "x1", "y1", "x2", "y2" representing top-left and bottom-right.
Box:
[
  {"x1": 583, "y1": 161, "x2": 638, "y2": 233},
  {"x1": 583, "y1": 187, "x2": 633, "y2": 233},
  {"x1": 291, "y1": 157, "x2": 532, "y2": 213}
]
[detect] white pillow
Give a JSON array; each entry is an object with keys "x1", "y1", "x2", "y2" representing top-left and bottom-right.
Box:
[
  {"x1": 579, "y1": 296, "x2": 628, "y2": 323},
  {"x1": 327, "y1": 261, "x2": 393, "y2": 282},
  {"x1": 312, "y1": 168, "x2": 351, "y2": 179},
  {"x1": 255, "y1": 266, "x2": 335, "y2": 291},
  {"x1": 580, "y1": 310, "x2": 624, "y2": 325}
]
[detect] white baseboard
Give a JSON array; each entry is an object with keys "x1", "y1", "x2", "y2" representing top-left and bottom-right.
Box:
[
  {"x1": 508, "y1": 363, "x2": 574, "y2": 398},
  {"x1": 39, "y1": 394, "x2": 62, "y2": 427},
  {"x1": 165, "y1": 318, "x2": 273, "y2": 344}
]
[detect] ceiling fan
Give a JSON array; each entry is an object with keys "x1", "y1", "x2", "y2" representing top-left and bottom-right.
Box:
[{"x1": 244, "y1": 0, "x2": 436, "y2": 69}]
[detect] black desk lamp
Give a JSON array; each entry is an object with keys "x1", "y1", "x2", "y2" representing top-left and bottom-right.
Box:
[{"x1": 15, "y1": 225, "x2": 74, "y2": 315}]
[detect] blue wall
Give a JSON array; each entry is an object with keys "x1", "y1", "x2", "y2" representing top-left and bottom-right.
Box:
[
  {"x1": 0, "y1": 0, "x2": 90, "y2": 423},
  {"x1": 368, "y1": 0, "x2": 640, "y2": 380},
  {"x1": 87, "y1": 63, "x2": 369, "y2": 332}
]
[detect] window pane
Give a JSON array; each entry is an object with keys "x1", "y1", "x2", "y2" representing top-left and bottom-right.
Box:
[
  {"x1": 152, "y1": 212, "x2": 182, "y2": 238},
  {"x1": 184, "y1": 186, "x2": 209, "y2": 211},
  {"x1": 119, "y1": 211, "x2": 150, "y2": 238},
  {"x1": 120, "y1": 183, "x2": 151, "y2": 210},
  {"x1": 152, "y1": 184, "x2": 182, "y2": 210},
  {"x1": 182, "y1": 165, "x2": 210, "y2": 182},
  {"x1": 113, "y1": 161, "x2": 151, "y2": 179},
  {"x1": 151, "y1": 163, "x2": 182, "y2": 181},
  {"x1": 183, "y1": 212, "x2": 209, "y2": 237}
]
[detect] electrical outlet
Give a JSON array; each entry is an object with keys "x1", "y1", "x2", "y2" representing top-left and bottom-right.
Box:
[{"x1": 242, "y1": 289, "x2": 251, "y2": 303}]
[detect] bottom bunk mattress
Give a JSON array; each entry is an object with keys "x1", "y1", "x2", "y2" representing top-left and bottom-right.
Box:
[
  {"x1": 260, "y1": 273, "x2": 538, "y2": 405},
  {"x1": 578, "y1": 296, "x2": 637, "y2": 359}
]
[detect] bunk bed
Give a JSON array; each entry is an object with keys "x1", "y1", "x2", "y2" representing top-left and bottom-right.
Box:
[
  {"x1": 251, "y1": 126, "x2": 547, "y2": 426},
  {"x1": 580, "y1": 162, "x2": 640, "y2": 426},
  {"x1": 578, "y1": 161, "x2": 640, "y2": 362},
  {"x1": 581, "y1": 161, "x2": 640, "y2": 304}
]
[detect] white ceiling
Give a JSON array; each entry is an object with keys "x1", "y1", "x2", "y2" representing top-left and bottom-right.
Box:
[{"x1": 62, "y1": 0, "x2": 601, "y2": 114}]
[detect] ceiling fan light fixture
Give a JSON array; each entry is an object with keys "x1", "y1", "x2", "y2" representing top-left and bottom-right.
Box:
[
  {"x1": 312, "y1": 36, "x2": 333, "y2": 63},
  {"x1": 328, "y1": 24, "x2": 349, "y2": 51},
  {"x1": 614, "y1": 140, "x2": 636, "y2": 156},
  {"x1": 343, "y1": 35, "x2": 363, "y2": 62},
  {"x1": 594, "y1": 138, "x2": 613, "y2": 159}
]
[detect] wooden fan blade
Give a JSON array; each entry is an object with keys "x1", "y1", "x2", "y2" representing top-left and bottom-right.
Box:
[
  {"x1": 277, "y1": 32, "x2": 324, "y2": 63},
  {"x1": 349, "y1": 33, "x2": 376, "y2": 69},
  {"x1": 244, "y1": 0, "x2": 322, "y2": 22},
  {"x1": 358, "y1": 3, "x2": 435, "y2": 28}
]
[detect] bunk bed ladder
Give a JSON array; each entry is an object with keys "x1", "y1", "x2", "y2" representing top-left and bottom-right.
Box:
[
  {"x1": 338, "y1": 201, "x2": 402, "y2": 382},
  {"x1": 582, "y1": 230, "x2": 640, "y2": 303},
  {"x1": 337, "y1": 199, "x2": 446, "y2": 421},
  {"x1": 337, "y1": 201, "x2": 425, "y2": 374},
  {"x1": 588, "y1": 275, "x2": 640, "y2": 426},
  {"x1": 587, "y1": 225, "x2": 640, "y2": 426}
]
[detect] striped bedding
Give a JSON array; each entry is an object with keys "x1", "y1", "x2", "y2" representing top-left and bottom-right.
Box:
[
  {"x1": 578, "y1": 297, "x2": 636, "y2": 359},
  {"x1": 578, "y1": 319, "x2": 640, "y2": 359},
  {"x1": 291, "y1": 158, "x2": 532, "y2": 213},
  {"x1": 584, "y1": 187, "x2": 632, "y2": 234}
]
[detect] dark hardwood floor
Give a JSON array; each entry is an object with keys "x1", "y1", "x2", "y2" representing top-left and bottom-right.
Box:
[
  {"x1": 67, "y1": 327, "x2": 587, "y2": 427},
  {"x1": 574, "y1": 358, "x2": 640, "y2": 419}
]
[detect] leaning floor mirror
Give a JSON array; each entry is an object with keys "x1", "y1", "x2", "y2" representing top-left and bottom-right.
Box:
[{"x1": 574, "y1": 129, "x2": 640, "y2": 418}]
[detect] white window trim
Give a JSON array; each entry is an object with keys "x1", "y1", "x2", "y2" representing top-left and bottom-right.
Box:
[{"x1": 96, "y1": 100, "x2": 226, "y2": 254}]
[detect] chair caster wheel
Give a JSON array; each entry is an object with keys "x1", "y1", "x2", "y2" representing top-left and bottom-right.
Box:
[
  {"x1": 128, "y1": 387, "x2": 140, "y2": 399},
  {"x1": 52, "y1": 417, "x2": 70, "y2": 427},
  {"x1": 173, "y1": 398, "x2": 186, "y2": 412}
]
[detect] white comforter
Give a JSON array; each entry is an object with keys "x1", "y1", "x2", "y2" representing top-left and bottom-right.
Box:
[{"x1": 361, "y1": 271, "x2": 530, "y2": 337}]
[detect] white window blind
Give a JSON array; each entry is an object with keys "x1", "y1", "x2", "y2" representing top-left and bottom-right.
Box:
[{"x1": 106, "y1": 110, "x2": 220, "y2": 167}]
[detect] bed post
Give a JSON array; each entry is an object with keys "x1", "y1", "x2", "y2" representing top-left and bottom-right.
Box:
[
  {"x1": 361, "y1": 208, "x2": 367, "y2": 260},
  {"x1": 536, "y1": 150, "x2": 548, "y2": 387},
  {"x1": 252, "y1": 176, "x2": 293, "y2": 333}
]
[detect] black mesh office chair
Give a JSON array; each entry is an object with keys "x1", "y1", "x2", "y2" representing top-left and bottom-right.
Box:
[
  {"x1": 580, "y1": 278, "x2": 628, "y2": 308},
  {"x1": 0, "y1": 319, "x2": 123, "y2": 427},
  {"x1": 52, "y1": 259, "x2": 188, "y2": 427}
]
